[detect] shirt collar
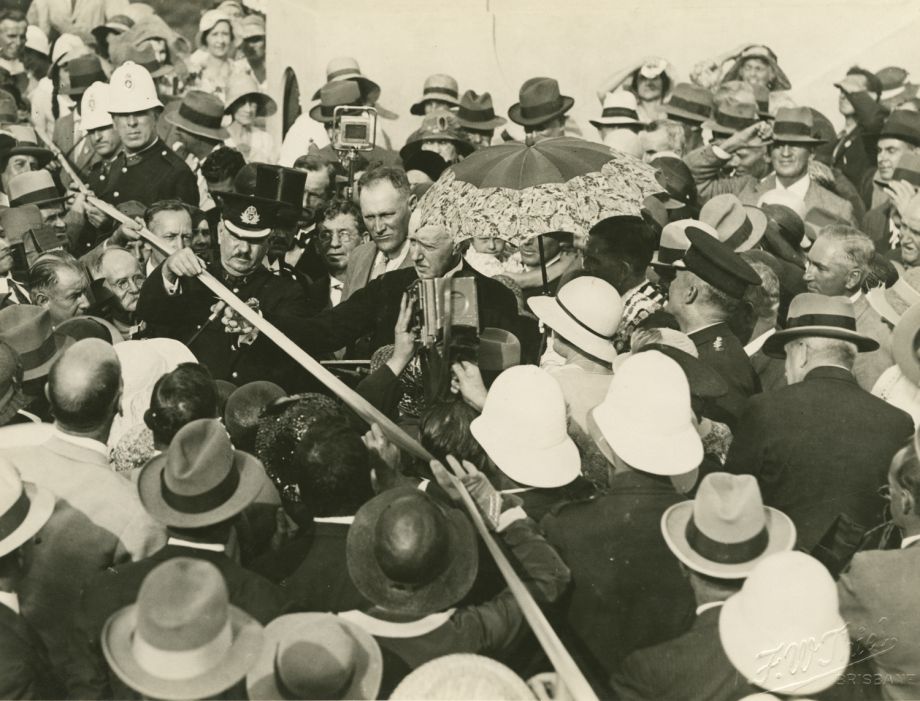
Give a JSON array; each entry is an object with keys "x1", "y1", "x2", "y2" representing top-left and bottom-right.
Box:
[
  {"x1": 744, "y1": 327, "x2": 776, "y2": 356},
  {"x1": 901, "y1": 533, "x2": 920, "y2": 549},
  {"x1": 167, "y1": 537, "x2": 226, "y2": 553},
  {"x1": 696, "y1": 601, "x2": 725, "y2": 616},
  {"x1": 775, "y1": 172, "x2": 810, "y2": 198},
  {"x1": 329, "y1": 277, "x2": 344, "y2": 291},
  {"x1": 53, "y1": 428, "x2": 108, "y2": 456},
  {"x1": 0, "y1": 591, "x2": 19, "y2": 614},
  {"x1": 313, "y1": 515, "x2": 354, "y2": 525},
  {"x1": 849, "y1": 290, "x2": 863, "y2": 303}
]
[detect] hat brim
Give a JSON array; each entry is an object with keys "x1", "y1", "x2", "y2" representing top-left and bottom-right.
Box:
[
  {"x1": 225, "y1": 92, "x2": 277, "y2": 118},
  {"x1": 246, "y1": 614, "x2": 383, "y2": 701},
  {"x1": 866, "y1": 287, "x2": 901, "y2": 327},
  {"x1": 137, "y1": 449, "x2": 265, "y2": 527},
  {"x1": 719, "y1": 594, "x2": 848, "y2": 695},
  {"x1": 527, "y1": 295, "x2": 617, "y2": 362},
  {"x1": 399, "y1": 137, "x2": 475, "y2": 163},
  {"x1": 22, "y1": 333, "x2": 73, "y2": 382},
  {"x1": 892, "y1": 302, "x2": 920, "y2": 385},
  {"x1": 346, "y1": 488, "x2": 478, "y2": 616},
  {"x1": 102, "y1": 604, "x2": 264, "y2": 701},
  {"x1": 763, "y1": 326, "x2": 880, "y2": 358},
  {"x1": 7, "y1": 146, "x2": 54, "y2": 168},
  {"x1": 164, "y1": 106, "x2": 230, "y2": 142},
  {"x1": 589, "y1": 117, "x2": 646, "y2": 129},
  {"x1": 734, "y1": 205, "x2": 769, "y2": 252},
  {"x1": 311, "y1": 76, "x2": 381, "y2": 106},
  {"x1": 664, "y1": 105, "x2": 709, "y2": 124},
  {"x1": 410, "y1": 93, "x2": 460, "y2": 116},
  {"x1": 507, "y1": 96, "x2": 574, "y2": 127},
  {"x1": 590, "y1": 403, "x2": 702, "y2": 476},
  {"x1": 661, "y1": 500, "x2": 796, "y2": 579},
  {"x1": 470, "y1": 414, "x2": 582, "y2": 489},
  {"x1": 458, "y1": 116, "x2": 507, "y2": 130},
  {"x1": 0, "y1": 482, "x2": 54, "y2": 557},
  {"x1": 308, "y1": 104, "x2": 335, "y2": 124}
]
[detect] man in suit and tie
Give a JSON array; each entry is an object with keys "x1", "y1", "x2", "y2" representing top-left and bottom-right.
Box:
[
  {"x1": 724, "y1": 293, "x2": 913, "y2": 554},
  {"x1": 3, "y1": 339, "x2": 167, "y2": 675},
  {"x1": 685, "y1": 107, "x2": 857, "y2": 225},
  {"x1": 610, "y1": 472, "x2": 796, "y2": 701},
  {"x1": 340, "y1": 165, "x2": 415, "y2": 303},
  {"x1": 837, "y1": 438, "x2": 920, "y2": 701}
]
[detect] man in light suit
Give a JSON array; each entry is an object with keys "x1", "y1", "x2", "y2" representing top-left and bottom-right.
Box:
[
  {"x1": 838, "y1": 439, "x2": 920, "y2": 701},
  {"x1": 685, "y1": 107, "x2": 857, "y2": 225},
  {"x1": 340, "y1": 165, "x2": 415, "y2": 303},
  {"x1": 3, "y1": 339, "x2": 166, "y2": 673}
]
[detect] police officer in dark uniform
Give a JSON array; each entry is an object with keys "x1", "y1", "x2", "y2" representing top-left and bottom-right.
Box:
[
  {"x1": 135, "y1": 172, "x2": 313, "y2": 391},
  {"x1": 665, "y1": 227, "x2": 762, "y2": 428}
]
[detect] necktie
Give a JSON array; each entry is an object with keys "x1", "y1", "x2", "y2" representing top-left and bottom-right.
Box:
[{"x1": 370, "y1": 253, "x2": 388, "y2": 281}]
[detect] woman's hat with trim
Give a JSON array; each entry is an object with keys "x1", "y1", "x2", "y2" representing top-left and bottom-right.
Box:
[
  {"x1": 197, "y1": 9, "x2": 233, "y2": 47},
  {"x1": 224, "y1": 73, "x2": 277, "y2": 117}
]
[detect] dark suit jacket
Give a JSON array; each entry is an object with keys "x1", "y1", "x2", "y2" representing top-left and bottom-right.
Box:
[
  {"x1": 0, "y1": 604, "x2": 65, "y2": 700},
  {"x1": 610, "y1": 605, "x2": 759, "y2": 701},
  {"x1": 750, "y1": 346, "x2": 786, "y2": 393},
  {"x1": 67, "y1": 543, "x2": 289, "y2": 699},
  {"x1": 540, "y1": 470, "x2": 695, "y2": 688},
  {"x1": 864, "y1": 201, "x2": 895, "y2": 253},
  {"x1": 690, "y1": 322, "x2": 761, "y2": 429},
  {"x1": 724, "y1": 366, "x2": 912, "y2": 551},
  {"x1": 832, "y1": 91, "x2": 887, "y2": 191}
]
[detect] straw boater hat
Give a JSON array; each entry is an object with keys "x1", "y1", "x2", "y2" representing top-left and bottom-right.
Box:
[
  {"x1": 590, "y1": 90, "x2": 646, "y2": 129},
  {"x1": 137, "y1": 418, "x2": 265, "y2": 528},
  {"x1": 224, "y1": 72, "x2": 277, "y2": 117},
  {"x1": 651, "y1": 219, "x2": 719, "y2": 269},
  {"x1": 508, "y1": 76, "x2": 573, "y2": 127},
  {"x1": 309, "y1": 80, "x2": 363, "y2": 124},
  {"x1": 456, "y1": 90, "x2": 506, "y2": 130},
  {"x1": 391, "y1": 654, "x2": 535, "y2": 700},
  {"x1": 0, "y1": 306, "x2": 72, "y2": 382},
  {"x1": 891, "y1": 301, "x2": 920, "y2": 385},
  {"x1": 699, "y1": 194, "x2": 768, "y2": 252},
  {"x1": 470, "y1": 365, "x2": 582, "y2": 488},
  {"x1": 310, "y1": 57, "x2": 381, "y2": 104},
  {"x1": 527, "y1": 276, "x2": 623, "y2": 362},
  {"x1": 719, "y1": 552, "x2": 849, "y2": 695},
  {"x1": 661, "y1": 472, "x2": 796, "y2": 579},
  {"x1": 346, "y1": 486, "x2": 477, "y2": 616},
  {"x1": 764, "y1": 293, "x2": 879, "y2": 358},
  {"x1": 102, "y1": 558, "x2": 265, "y2": 701},
  {"x1": 410, "y1": 74, "x2": 460, "y2": 115},
  {"x1": 867, "y1": 267, "x2": 920, "y2": 325},
  {"x1": 165, "y1": 90, "x2": 230, "y2": 141},
  {"x1": 663, "y1": 83, "x2": 714, "y2": 124},
  {"x1": 246, "y1": 613, "x2": 383, "y2": 700},
  {"x1": 0, "y1": 457, "x2": 54, "y2": 558}
]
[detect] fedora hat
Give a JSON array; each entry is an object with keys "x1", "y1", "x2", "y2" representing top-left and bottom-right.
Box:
[
  {"x1": 470, "y1": 365, "x2": 581, "y2": 488},
  {"x1": 867, "y1": 267, "x2": 920, "y2": 325},
  {"x1": 887, "y1": 151, "x2": 920, "y2": 188},
  {"x1": 723, "y1": 44, "x2": 792, "y2": 91},
  {"x1": 224, "y1": 73, "x2": 277, "y2": 118},
  {"x1": 8, "y1": 170, "x2": 64, "y2": 209},
  {"x1": 677, "y1": 227, "x2": 762, "y2": 299},
  {"x1": 309, "y1": 80, "x2": 363, "y2": 124},
  {"x1": 651, "y1": 156, "x2": 698, "y2": 210},
  {"x1": 0, "y1": 457, "x2": 54, "y2": 557},
  {"x1": 0, "y1": 306, "x2": 71, "y2": 381},
  {"x1": 90, "y1": 14, "x2": 133, "y2": 48},
  {"x1": 247, "y1": 613, "x2": 383, "y2": 700},
  {"x1": 102, "y1": 558, "x2": 264, "y2": 701},
  {"x1": 0, "y1": 340, "x2": 28, "y2": 425},
  {"x1": 0, "y1": 125, "x2": 53, "y2": 170},
  {"x1": 64, "y1": 54, "x2": 107, "y2": 97},
  {"x1": 700, "y1": 194, "x2": 768, "y2": 252},
  {"x1": 456, "y1": 90, "x2": 506, "y2": 130},
  {"x1": 410, "y1": 73, "x2": 460, "y2": 115},
  {"x1": 477, "y1": 327, "x2": 521, "y2": 374},
  {"x1": 391, "y1": 654, "x2": 534, "y2": 700},
  {"x1": 165, "y1": 90, "x2": 230, "y2": 141},
  {"x1": 878, "y1": 66, "x2": 918, "y2": 109},
  {"x1": 346, "y1": 486, "x2": 477, "y2": 616},
  {"x1": 880, "y1": 109, "x2": 920, "y2": 147},
  {"x1": 80, "y1": 81, "x2": 114, "y2": 131},
  {"x1": 760, "y1": 203, "x2": 805, "y2": 255},
  {"x1": 590, "y1": 90, "x2": 645, "y2": 129},
  {"x1": 702, "y1": 99, "x2": 761, "y2": 139},
  {"x1": 400, "y1": 110, "x2": 474, "y2": 162},
  {"x1": 310, "y1": 57, "x2": 381, "y2": 105},
  {"x1": 771, "y1": 106, "x2": 825, "y2": 144},
  {"x1": 528, "y1": 276, "x2": 623, "y2": 362},
  {"x1": 662, "y1": 472, "x2": 796, "y2": 579},
  {"x1": 719, "y1": 552, "x2": 849, "y2": 695},
  {"x1": 508, "y1": 76, "x2": 574, "y2": 127},
  {"x1": 803, "y1": 206, "x2": 848, "y2": 242},
  {"x1": 137, "y1": 418, "x2": 265, "y2": 527},
  {"x1": 664, "y1": 83, "x2": 713, "y2": 124},
  {"x1": 107, "y1": 60, "x2": 163, "y2": 114},
  {"x1": 893, "y1": 301, "x2": 920, "y2": 385},
  {"x1": 652, "y1": 219, "x2": 719, "y2": 268},
  {"x1": 764, "y1": 293, "x2": 879, "y2": 358},
  {"x1": 591, "y1": 350, "x2": 702, "y2": 475}
]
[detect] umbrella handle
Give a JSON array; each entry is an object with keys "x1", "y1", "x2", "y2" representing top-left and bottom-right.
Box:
[{"x1": 538, "y1": 235, "x2": 550, "y2": 295}]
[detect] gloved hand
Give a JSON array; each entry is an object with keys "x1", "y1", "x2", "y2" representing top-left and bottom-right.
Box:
[{"x1": 429, "y1": 454, "x2": 505, "y2": 531}]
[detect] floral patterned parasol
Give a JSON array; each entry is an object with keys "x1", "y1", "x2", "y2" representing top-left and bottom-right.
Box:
[{"x1": 417, "y1": 137, "x2": 665, "y2": 247}]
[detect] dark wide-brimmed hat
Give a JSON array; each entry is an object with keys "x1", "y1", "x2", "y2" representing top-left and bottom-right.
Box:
[
  {"x1": 224, "y1": 73, "x2": 277, "y2": 118},
  {"x1": 137, "y1": 418, "x2": 265, "y2": 528},
  {"x1": 399, "y1": 110, "x2": 474, "y2": 162},
  {"x1": 662, "y1": 472, "x2": 796, "y2": 579},
  {"x1": 64, "y1": 54, "x2": 107, "y2": 96},
  {"x1": 309, "y1": 80, "x2": 363, "y2": 124},
  {"x1": 508, "y1": 77, "x2": 574, "y2": 127},
  {"x1": 165, "y1": 90, "x2": 230, "y2": 141},
  {"x1": 0, "y1": 305, "x2": 71, "y2": 381},
  {"x1": 651, "y1": 156, "x2": 698, "y2": 210},
  {"x1": 215, "y1": 163, "x2": 306, "y2": 233},
  {"x1": 880, "y1": 109, "x2": 920, "y2": 147},
  {"x1": 664, "y1": 83, "x2": 714, "y2": 124},
  {"x1": 763, "y1": 293, "x2": 880, "y2": 358},
  {"x1": 410, "y1": 74, "x2": 460, "y2": 115},
  {"x1": 346, "y1": 487, "x2": 477, "y2": 616},
  {"x1": 0, "y1": 125, "x2": 54, "y2": 170},
  {"x1": 456, "y1": 90, "x2": 506, "y2": 130},
  {"x1": 702, "y1": 99, "x2": 763, "y2": 139},
  {"x1": 771, "y1": 107, "x2": 826, "y2": 145},
  {"x1": 675, "y1": 227, "x2": 762, "y2": 299},
  {"x1": 102, "y1": 558, "x2": 264, "y2": 701}
]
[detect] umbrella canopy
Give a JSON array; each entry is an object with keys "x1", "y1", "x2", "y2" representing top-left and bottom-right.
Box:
[{"x1": 417, "y1": 137, "x2": 664, "y2": 246}]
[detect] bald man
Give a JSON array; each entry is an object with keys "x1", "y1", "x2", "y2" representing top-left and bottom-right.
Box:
[
  {"x1": 2, "y1": 339, "x2": 166, "y2": 675},
  {"x1": 95, "y1": 246, "x2": 147, "y2": 338}
]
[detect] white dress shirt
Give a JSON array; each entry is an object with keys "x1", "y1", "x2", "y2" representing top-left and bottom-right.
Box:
[
  {"x1": 0, "y1": 590, "x2": 20, "y2": 614},
  {"x1": 774, "y1": 173, "x2": 810, "y2": 200},
  {"x1": 901, "y1": 533, "x2": 920, "y2": 549}
]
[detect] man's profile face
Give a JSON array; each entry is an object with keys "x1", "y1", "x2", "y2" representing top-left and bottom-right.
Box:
[
  {"x1": 218, "y1": 222, "x2": 266, "y2": 276},
  {"x1": 191, "y1": 218, "x2": 212, "y2": 261},
  {"x1": 771, "y1": 142, "x2": 810, "y2": 180},
  {"x1": 318, "y1": 212, "x2": 364, "y2": 273},
  {"x1": 899, "y1": 200, "x2": 920, "y2": 266},
  {"x1": 40, "y1": 203, "x2": 66, "y2": 233},
  {"x1": 148, "y1": 209, "x2": 193, "y2": 266},
  {"x1": 303, "y1": 169, "x2": 332, "y2": 211},
  {"x1": 0, "y1": 235, "x2": 13, "y2": 276},
  {"x1": 729, "y1": 144, "x2": 769, "y2": 177},
  {"x1": 804, "y1": 236, "x2": 854, "y2": 296},
  {"x1": 101, "y1": 249, "x2": 145, "y2": 313},
  {"x1": 43, "y1": 266, "x2": 90, "y2": 324},
  {"x1": 739, "y1": 57, "x2": 774, "y2": 88},
  {"x1": 111, "y1": 109, "x2": 159, "y2": 152},
  {"x1": 664, "y1": 269, "x2": 691, "y2": 320},
  {"x1": 877, "y1": 139, "x2": 912, "y2": 181},
  {"x1": 359, "y1": 181, "x2": 411, "y2": 256},
  {"x1": 410, "y1": 225, "x2": 455, "y2": 279},
  {"x1": 0, "y1": 19, "x2": 26, "y2": 61}
]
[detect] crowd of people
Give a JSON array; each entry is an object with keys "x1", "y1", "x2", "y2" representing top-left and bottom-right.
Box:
[{"x1": 0, "y1": 1, "x2": 919, "y2": 700}]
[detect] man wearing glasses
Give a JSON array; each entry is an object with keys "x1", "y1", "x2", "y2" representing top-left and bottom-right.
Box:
[
  {"x1": 313, "y1": 198, "x2": 367, "y2": 311},
  {"x1": 93, "y1": 246, "x2": 147, "y2": 339}
]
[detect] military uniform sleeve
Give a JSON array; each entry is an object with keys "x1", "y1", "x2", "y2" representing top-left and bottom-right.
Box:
[{"x1": 683, "y1": 145, "x2": 758, "y2": 202}]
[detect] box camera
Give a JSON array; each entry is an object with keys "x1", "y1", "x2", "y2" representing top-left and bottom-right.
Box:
[
  {"x1": 409, "y1": 276, "x2": 479, "y2": 348},
  {"x1": 332, "y1": 106, "x2": 377, "y2": 152}
]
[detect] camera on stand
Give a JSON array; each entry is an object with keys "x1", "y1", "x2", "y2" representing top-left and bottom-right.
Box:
[{"x1": 332, "y1": 106, "x2": 377, "y2": 199}]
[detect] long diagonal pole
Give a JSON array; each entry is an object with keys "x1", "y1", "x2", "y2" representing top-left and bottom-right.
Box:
[{"x1": 41, "y1": 129, "x2": 598, "y2": 701}]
